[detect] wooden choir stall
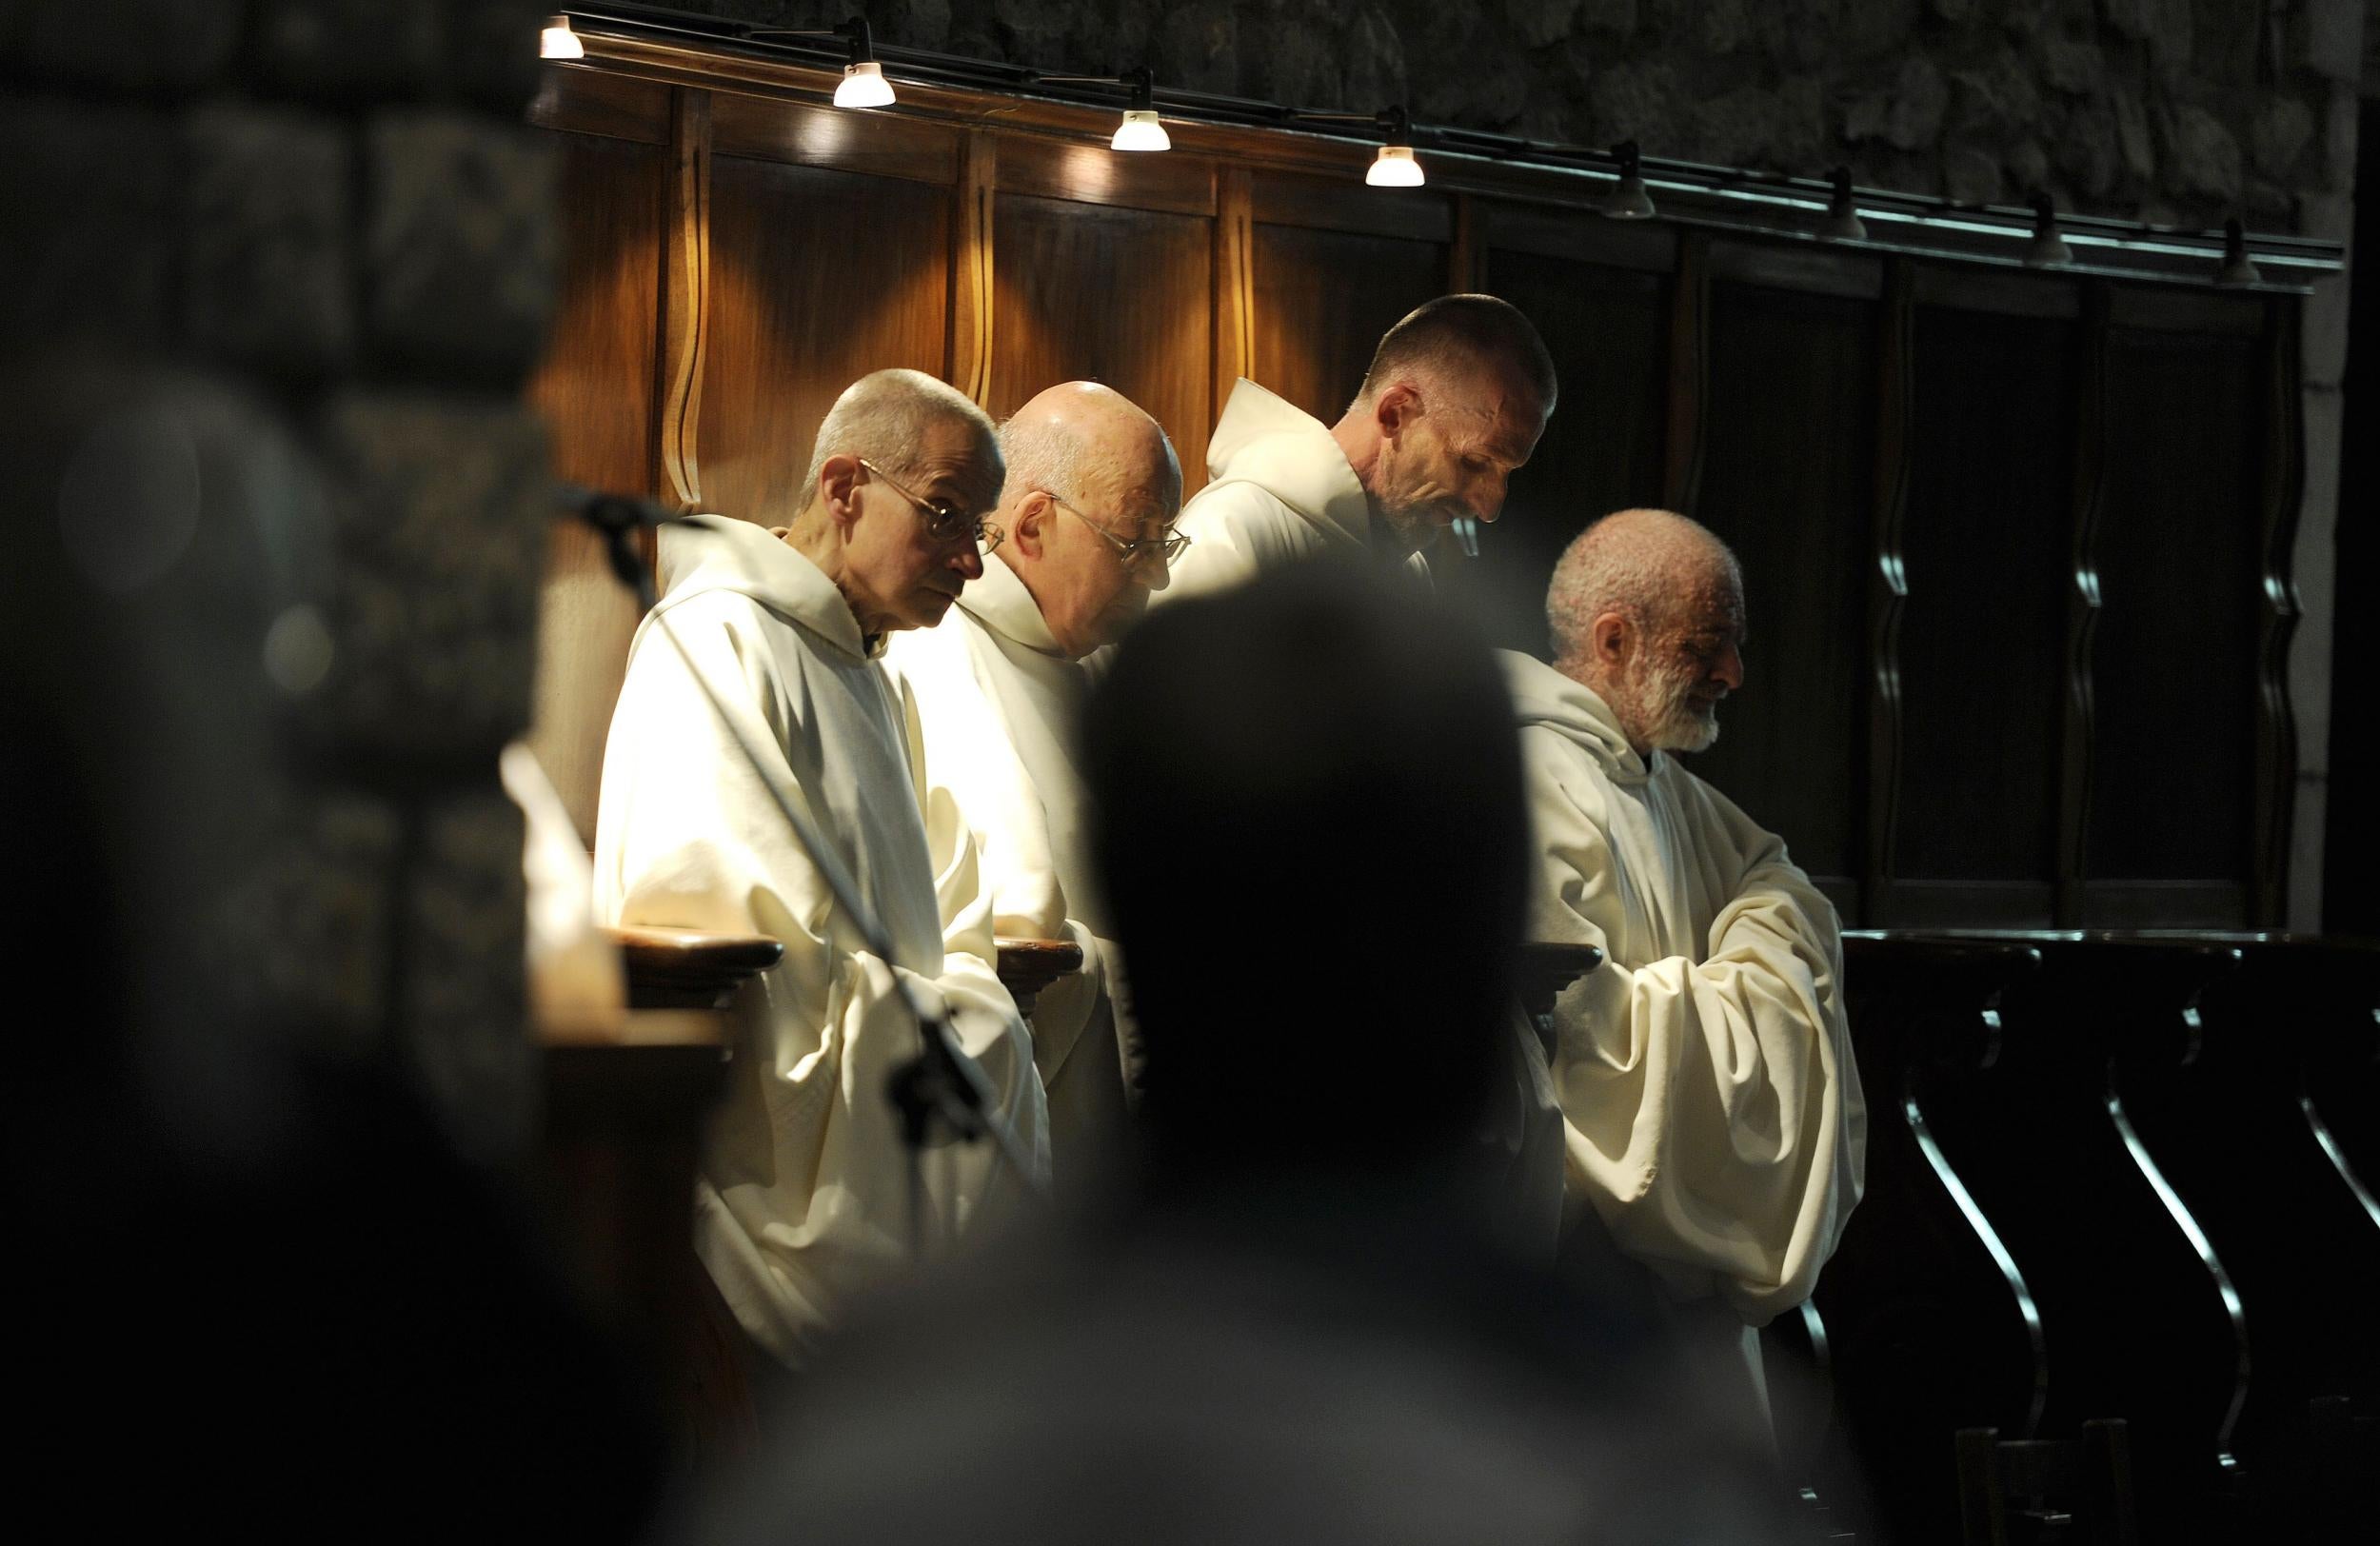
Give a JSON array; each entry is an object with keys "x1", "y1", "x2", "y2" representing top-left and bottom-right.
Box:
[{"x1": 515, "y1": 13, "x2": 2374, "y2": 1543}]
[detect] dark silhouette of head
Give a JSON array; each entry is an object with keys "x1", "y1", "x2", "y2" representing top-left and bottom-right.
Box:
[{"x1": 1083, "y1": 565, "x2": 1528, "y2": 1183}]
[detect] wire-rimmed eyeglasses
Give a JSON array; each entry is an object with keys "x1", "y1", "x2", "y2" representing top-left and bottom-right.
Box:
[
  {"x1": 1047, "y1": 492, "x2": 1192, "y2": 568},
  {"x1": 858, "y1": 458, "x2": 1004, "y2": 554}
]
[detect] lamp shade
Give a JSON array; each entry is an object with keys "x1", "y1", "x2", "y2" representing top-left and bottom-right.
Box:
[
  {"x1": 541, "y1": 15, "x2": 584, "y2": 60},
  {"x1": 1367, "y1": 144, "x2": 1424, "y2": 188},
  {"x1": 835, "y1": 59, "x2": 896, "y2": 108},
  {"x1": 1112, "y1": 109, "x2": 1170, "y2": 151}
]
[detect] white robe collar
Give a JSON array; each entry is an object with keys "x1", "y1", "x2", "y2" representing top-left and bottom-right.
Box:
[
  {"x1": 656, "y1": 515, "x2": 883, "y2": 661},
  {"x1": 1206, "y1": 379, "x2": 1376, "y2": 555},
  {"x1": 1498, "y1": 650, "x2": 1657, "y2": 784},
  {"x1": 958, "y1": 548, "x2": 1064, "y2": 659}
]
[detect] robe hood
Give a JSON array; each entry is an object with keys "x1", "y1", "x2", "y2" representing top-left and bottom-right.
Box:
[
  {"x1": 654, "y1": 514, "x2": 877, "y2": 660},
  {"x1": 1499, "y1": 649, "x2": 1653, "y2": 785},
  {"x1": 1204, "y1": 379, "x2": 1374, "y2": 553},
  {"x1": 957, "y1": 547, "x2": 1064, "y2": 658}
]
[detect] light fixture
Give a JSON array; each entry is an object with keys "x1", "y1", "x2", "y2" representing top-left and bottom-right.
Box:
[
  {"x1": 1366, "y1": 107, "x2": 1423, "y2": 188},
  {"x1": 540, "y1": 14, "x2": 583, "y2": 60},
  {"x1": 748, "y1": 17, "x2": 896, "y2": 109},
  {"x1": 2022, "y1": 190, "x2": 2073, "y2": 268},
  {"x1": 1819, "y1": 166, "x2": 1866, "y2": 242},
  {"x1": 1111, "y1": 67, "x2": 1169, "y2": 151},
  {"x1": 2214, "y1": 217, "x2": 2261, "y2": 287},
  {"x1": 1600, "y1": 140, "x2": 1656, "y2": 220}
]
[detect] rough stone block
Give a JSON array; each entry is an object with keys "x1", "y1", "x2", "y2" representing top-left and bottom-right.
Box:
[
  {"x1": 2007, "y1": 139, "x2": 2050, "y2": 200},
  {"x1": 1841, "y1": 56, "x2": 1947, "y2": 151},
  {"x1": 2251, "y1": 97, "x2": 2316, "y2": 180},
  {"x1": 184, "y1": 106, "x2": 353, "y2": 377},
  {"x1": 2158, "y1": 102, "x2": 2244, "y2": 204},
  {"x1": 1696, "y1": 0, "x2": 1755, "y2": 55},
  {"x1": 216, "y1": 792, "x2": 403, "y2": 1053},
  {"x1": 1589, "y1": 59, "x2": 1687, "y2": 149},
  {"x1": 1942, "y1": 143, "x2": 2003, "y2": 205},
  {"x1": 317, "y1": 393, "x2": 550, "y2": 763},
  {"x1": 0, "y1": 96, "x2": 176, "y2": 348},
  {"x1": 365, "y1": 111, "x2": 558, "y2": 384},
  {"x1": 1576, "y1": 0, "x2": 1638, "y2": 36},
  {"x1": 403, "y1": 789, "x2": 533, "y2": 1164},
  {"x1": 2297, "y1": 0, "x2": 2365, "y2": 85},
  {"x1": 1952, "y1": 51, "x2": 2041, "y2": 136},
  {"x1": 1507, "y1": 0, "x2": 1583, "y2": 49},
  {"x1": 2323, "y1": 83, "x2": 2358, "y2": 194},
  {"x1": 1153, "y1": 2, "x2": 1240, "y2": 95},
  {"x1": 1343, "y1": 7, "x2": 1409, "y2": 110},
  {"x1": 2112, "y1": 87, "x2": 2157, "y2": 182},
  {"x1": 2039, "y1": 37, "x2": 2103, "y2": 97},
  {"x1": 2050, "y1": 96, "x2": 2121, "y2": 199},
  {"x1": 1695, "y1": 85, "x2": 1787, "y2": 169},
  {"x1": 249, "y1": 0, "x2": 438, "y2": 101},
  {"x1": 11, "y1": 0, "x2": 240, "y2": 91},
  {"x1": 446, "y1": 0, "x2": 550, "y2": 110}
]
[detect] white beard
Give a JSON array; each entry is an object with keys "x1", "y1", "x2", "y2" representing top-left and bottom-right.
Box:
[{"x1": 1620, "y1": 649, "x2": 1721, "y2": 754}]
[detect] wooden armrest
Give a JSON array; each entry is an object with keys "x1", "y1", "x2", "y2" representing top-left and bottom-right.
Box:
[
  {"x1": 609, "y1": 924, "x2": 783, "y2": 1010},
  {"x1": 1517, "y1": 941, "x2": 1604, "y2": 1028},
  {"x1": 996, "y1": 936, "x2": 1085, "y2": 1015}
]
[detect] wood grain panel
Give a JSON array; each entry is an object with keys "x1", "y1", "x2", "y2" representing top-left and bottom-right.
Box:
[
  {"x1": 997, "y1": 134, "x2": 1215, "y2": 216},
  {"x1": 2083, "y1": 324, "x2": 2267, "y2": 918},
  {"x1": 989, "y1": 193, "x2": 1214, "y2": 493},
  {"x1": 528, "y1": 66, "x2": 669, "y2": 143},
  {"x1": 1250, "y1": 171, "x2": 1453, "y2": 243},
  {"x1": 1689, "y1": 281, "x2": 1878, "y2": 897},
  {"x1": 1450, "y1": 248, "x2": 1671, "y2": 655},
  {"x1": 523, "y1": 129, "x2": 666, "y2": 842},
  {"x1": 708, "y1": 89, "x2": 959, "y2": 183},
  {"x1": 1886, "y1": 303, "x2": 2081, "y2": 918},
  {"x1": 698, "y1": 155, "x2": 951, "y2": 528},
  {"x1": 1249, "y1": 220, "x2": 1446, "y2": 424}
]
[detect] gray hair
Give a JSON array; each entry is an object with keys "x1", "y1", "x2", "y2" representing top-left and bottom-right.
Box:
[
  {"x1": 1354, "y1": 293, "x2": 1558, "y2": 415},
  {"x1": 797, "y1": 368, "x2": 998, "y2": 508},
  {"x1": 1546, "y1": 507, "x2": 1739, "y2": 666}
]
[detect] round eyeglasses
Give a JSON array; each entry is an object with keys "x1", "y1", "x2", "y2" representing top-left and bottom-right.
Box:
[
  {"x1": 1047, "y1": 492, "x2": 1192, "y2": 568},
  {"x1": 858, "y1": 458, "x2": 1004, "y2": 554}
]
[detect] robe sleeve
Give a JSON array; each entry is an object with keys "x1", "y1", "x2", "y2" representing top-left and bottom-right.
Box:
[
  {"x1": 1524, "y1": 736, "x2": 1867, "y2": 1324},
  {"x1": 592, "y1": 598, "x2": 1046, "y2": 1365}
]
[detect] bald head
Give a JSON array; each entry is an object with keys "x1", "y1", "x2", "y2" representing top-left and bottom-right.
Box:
[
  {"x1": 1546, "y1": 508, "x2": 1746, "y2": 755},
  {"x1": 798, "y1": 367, "x2": 1000, "y2": 512},
  {"x1": 996, "y1": 382, "x2": 1184, "y2": 658}
]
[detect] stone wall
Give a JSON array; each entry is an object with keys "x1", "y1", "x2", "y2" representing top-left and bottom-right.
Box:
[
  {"x1": 696, "y1": 0, "x2": 2365, "y2": 231},
  {"x1": 0, "y1": 1, "x2": 559, "y2": 1165}
]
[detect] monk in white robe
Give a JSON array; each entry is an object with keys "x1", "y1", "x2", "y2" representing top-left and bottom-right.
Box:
[
  {"x1": 1160, "y1": 293, "x2": 1556, "y2": 603},
  {"x1": 884, "y1": 384, "x2": 1183, "y2": 1203},
  {"x1": 1506, "y1": 508, "x2": 1865, "y2": 1374},
  {"x1": 593, "y1": 369, "x2": 1049, "y2": 1367}
]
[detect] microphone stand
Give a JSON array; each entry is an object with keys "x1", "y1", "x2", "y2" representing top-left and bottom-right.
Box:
[{"x1": 557, "y1": 485, "x2": 1046, "y2": 1255}]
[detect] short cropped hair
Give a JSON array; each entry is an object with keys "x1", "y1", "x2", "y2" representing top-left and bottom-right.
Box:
[
  {"x1": 1001, "y1": 398, "x2": 1185, "y2": 517},
  {"x1": 1545, "y1": 507, "x2": 1739, "y2": 666},
  {"x1": 797, "y1": 368, "x2": 999, "y2": 508},
  {"x1": 1353, "y1": 293, "x2": 1558, "y2": 414}
]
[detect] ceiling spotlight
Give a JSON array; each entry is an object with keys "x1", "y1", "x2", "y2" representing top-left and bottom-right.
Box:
[
  {"x1": 1600, "y1": 140, "x2": 1656, "y2": 220},
  {"x1": 1367, "y1": 107, "x2": 1423, "y2": 188},
  {"x1": 540, "y1": 14, "x2": 584, "y2": 60},
  {"x1": 2214, "y1": 217, "x2": 2261, "y2": 287},
  {"x1": 1819, "y1": 166, "x2": 1867, "y2": 242},
  {"x1": 750, "y1": 17, "x2": 897, "y2": 109},
  {"x1": 1110, "y1": 66, "x2": 1169, "y2": 151},
  {"x1": 2022, "y1": 190, "x2": 2073, "y2": 268}
]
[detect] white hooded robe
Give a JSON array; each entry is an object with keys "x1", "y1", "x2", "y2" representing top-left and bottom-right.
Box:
[
  {"x1": 1501, "y1": 649, "x2": 1866, "y2": 1327},
  {"x1": 1158, "y1": 379, "x2": 1429, "y2": 602},
  {"x1": 592, "y1": 516, "x2": 1049, "y2": 1367},
  {"x1": 883, "y1": 550, "x2": 1132, "y2": 1199}
]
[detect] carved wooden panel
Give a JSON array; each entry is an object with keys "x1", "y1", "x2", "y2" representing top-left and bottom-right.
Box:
[
  {"x1": 2082, "y1": 311, "x2": 2269, "y2": 924},
  {"x1": 698, "y1": 155, "x2": 950, "y2": 528},
  {"x1": 1689, "y1": 279, "x2": 1878, "y2": 905},
  {"x1": 523, "y1": 127, "x2": 666, "y2": 843},
  {"x1": 1249, "y1": 218, "x2": 1446, "y2": 426},
  {"x1": 988, "y1": 193, "x2": 1215, "y2": 494},
  {"x1": 1458, "y1": 247, "x2": 1671, "y2": 656},
  {"x1": 1883, "y1": 300, "x2": 2082, "y2": 925}
]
